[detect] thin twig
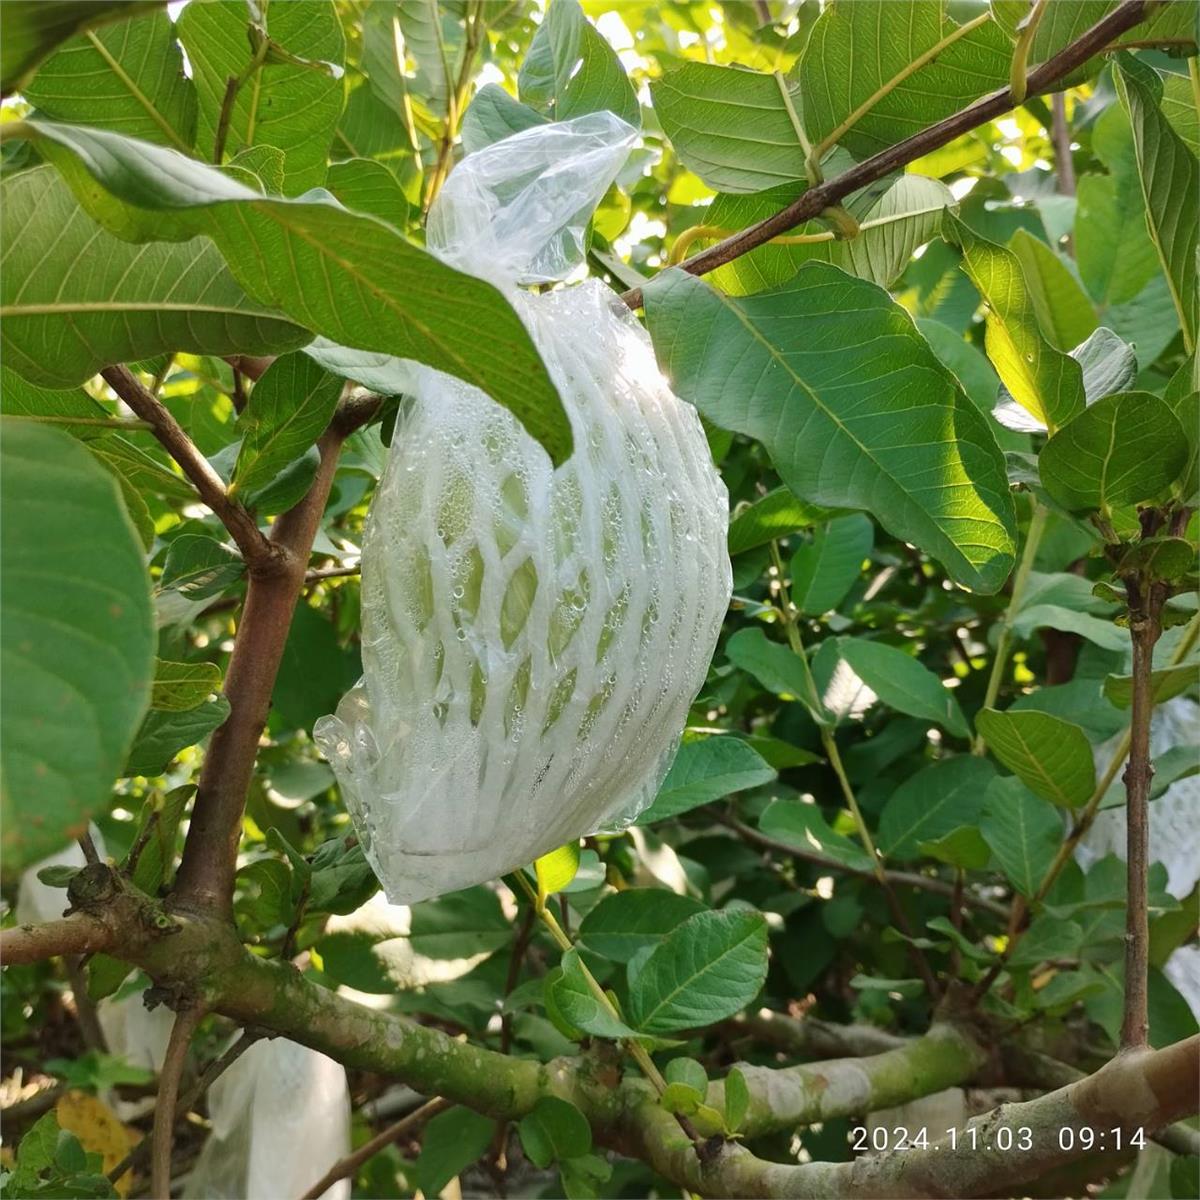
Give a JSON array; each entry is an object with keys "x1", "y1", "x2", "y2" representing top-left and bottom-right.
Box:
[
  {"x1": 712, "y1": 811, "x2": 1009, "y2": 918},
  {"x1": 500, "y1": 904, "x2": 537, "y2": 1056},
  {"x1": 100, "y1": 366, "x2": 277, "y2": 572},
  {"x1": 1051, "y1": 92, "x2": 1076, "y2": 198},
  {"x1": 108, "y1": 1027, "x2": 265, "y2": 1187},
  {"x1": 151, "y1": 1005, "x2": 205, "y2": 1199},
  {"x1": 768, "y1": 542, "x2": 941, "y2": 1000},
  {"x1": 304, "y1": 564, "x2": 361, "y2": 584},
  {"x1": 973, "y1": 503, "x2": 1049, "y2": 755},
  {"x1": 618, "y1": 0, "x2": 1156, "y2": 309},
  {"x1": 298, "y1": 1096, "x2": 449, "y2": 1200},
  {"x1": 78, "y1": 832, "x2": 101, "y2": 865}
]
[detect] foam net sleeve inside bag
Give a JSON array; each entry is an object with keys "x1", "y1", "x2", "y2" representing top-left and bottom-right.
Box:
[{"x1": 314, "y1": 112, "x2": 733, "y2": 905}]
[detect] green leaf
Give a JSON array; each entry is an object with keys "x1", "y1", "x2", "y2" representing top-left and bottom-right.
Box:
[
  {"x1": 850, "y1": 974, "x2": 924, "y2": 999},
  {"x1": 665, "y1": 1056, "x2": 708, "y2": 1095},
  {"x1": 159, "y1": 534, "x2": 245, "y2": 601},
  {"x1": 789, "y1": 513, "x2": 873, "y2": 616},
  {"x1": 548, "y1": 948, "x2": 639, "y2": 1039},
  {"x1": 1075, "y1": 104, "x2": 1161, "y2": 311},
  {"x1": 518, "y1": 1097, "x2": 592, "y2": 1169},
  {"x1": 796, "y1": 2, "x2": 1010, "y2": 160},
  {"x1": 36, "y1": 865, "x2": 79, "y2": 889},
  {"x1": 879, "y1": 756, "x2": 996, "y2": 861},
  {"x1": 946, "y1": 211, "x2": 1084, "y2": 433},
  {"x1": 150, "y1": 659, "x2": 221, "y2": 712},
  {"x1": 1104, "y1": 657, "x2": 1199, "y2": 708},
  {"x1": 578, "y1": 889, "x2": 707, "y2": 963},
  {"x1": 462, "y1": 83, "x2": 548, "y2": 154},
  {"x1": 627, "y1": 909, "x2": 769, "y2": 1035},
  {"x1": 651, "y1": 63, "x2": 809, "y2": 192},
  {"x1": 0, "y1": 0, "x2": 162, "y2": 94},
  {"x1": 325, "y1": 158, "x2": 412, "y2": 229},
  {"x1": 535, "y1": 842, "x2": 582, "y2": 901},
  {"x1": 124, "y1": 697, "x2": 230, "y2": 777},
  {"x1": 637, "y1": 738, "x2": 776, "y2": 824},
  {"x1": 232, "y1": 353, "x2": 342, "y2": 496},
  {"x1": 177, "y1": 0, "x2": 345, "y2": 194},
  {"x1": 126, "y1": 784, "x2": 191, "y2": 896},
  {"x1": 1008, "y1": 916, "x2": 1083, "y2": 968},
  {"x1": 0, "y1": 165, "x2": 308, "y2": 389},
  {"x1": 645, "y1": 263, "x2": 1016, "y2": 594},
  {"x1": 23, "y1": 9, "x2": 195, "y2": 151},
  {"x1": 979, "y1": 776, "x2": 1063, "y2": 897},
  {"x1": 835, "y1": 638, "x2": 969, "y2": 739},
  {"x1": 918, "y1": 825, "x2": 991, "y2": 870},
  {"x1": 724, "y1": 1066, "x2": 750, "y2": 1133},
  {"x1": 12, "y1": 120, "x2": 573, "y2": 464},
  {"x1": 1039, "y1": 392, "x2": 1187, "y2": 513},
  {"x1": 1, "y1": 420, "x2": 154, "y2": 872},
  {"x1": 725, "y1": 627, "x2": 813, "y2": 702},
  {"x1": 1007, "y1": 229, "x2": 1097, "y2": 352},
  {"x1": 527, "y1": 0, "x2": 640, "y2": 128},
  {"x1": 415, "y1": 1106, "x2": 496, "y2": 1199},
  {"x1": 758, "y1": 798, "x2": 874, "y2": 870},
  {"x1": 1010, "y1": 606, "x2": 1128, "y2": 655},
  {"x1": 1114, "y1": 55, "x2": 1198, "y2": 353},
  {"x1": 407, "y1": 887, "x2": 511, "y2": 959},
  {"x1": 976, "y1": 708, "x2": 1095, "y2": 809},
  {"x1": 727, "y1": 488, "x2": 837, "y2": 555},
  {"x1": 706, "y1": 175, "x2": 954, "y2": 294}
]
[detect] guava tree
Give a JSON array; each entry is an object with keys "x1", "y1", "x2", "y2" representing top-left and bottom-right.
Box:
[{"x1": 1, "y1": 1, "x2": 1198, "y2": 1198}]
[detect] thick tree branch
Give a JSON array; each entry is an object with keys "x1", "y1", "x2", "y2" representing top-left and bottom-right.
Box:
[
  {"x1": 4, "y1": 899, "x2": 1198, "y2": 1199},
  {"x1": 619, "y1": 0, "x2": 1156, "y2": 309},
  {"x1": 171, "y1": 395, "x2": 380, "y2": 916},
  {"x1": 1120, "y1": 580, "x2": 1166, "y2": 1048},
  {"x1": 614, "y1": 1037, "x2": 1199, "y2": 1199},
  {"x1": 729, "y1": 1010, "x2": 907, "y2": 1059},
  {"x1": 1, "y1": 916, "x2": 112, "y2": 964},
  {"x1": 100, "y1": 365, "x2": 278, "y2": 571}
]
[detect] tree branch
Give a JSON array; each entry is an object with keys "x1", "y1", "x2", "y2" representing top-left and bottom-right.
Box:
[
  {"x1": 171, "y1": 395, "x2": 379, "y2": 916},
  {"x1": 613, "y1": 1037, "x2": 1199, "y2": 1198},
  {"x1": 618, "y1": 0, "x2": 1156, "y2": 309},
  {"x1": 0, "y1": 915, "x2": 114, "y2": 964},
  {"x1": 100, "y1": 365, "x2": 278, "y2": 571},
  {"x1": 298, "y1": 1096, "x2": 449, "y2": 1200},
  {"x1": 151, "y1": 1003, "x2": 205, "y2": 1200},
  {"x1": 1120, "y1": 578, "x2": 1166, "y2": 1049}
]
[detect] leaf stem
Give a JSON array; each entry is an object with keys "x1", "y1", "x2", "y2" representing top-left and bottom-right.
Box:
[
  {"x1": 972, "y1": 502, "x2": 1049, "y2": 754},
  {"x1": 768, "y1": 542, "x2": 940, "y2": 999},
  {"x1": 1010, "y1": 0, "x2": 1051, "y2": 104},
  {"x1": 511, "y1": 872, "x2": 673, "y2": 1097},
  {"x1": 8, "y1": 414, "x2": 154, "y2": 430},
  {"x1": 809, "y1": 10, "x2": 994, "y2": 175}
]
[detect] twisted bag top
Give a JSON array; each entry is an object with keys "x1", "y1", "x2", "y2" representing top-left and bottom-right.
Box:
[{"x1": 315, "y1": 113, "x2": 732, "y2": 905}]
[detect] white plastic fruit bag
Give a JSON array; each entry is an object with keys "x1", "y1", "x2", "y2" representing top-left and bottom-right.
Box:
[
  {"x1": 315, "y1": 112, "x2": 732, "y2": 905},
  {"x1": 184, "y1": 1038, "x2": 350, "y2": 1200}
]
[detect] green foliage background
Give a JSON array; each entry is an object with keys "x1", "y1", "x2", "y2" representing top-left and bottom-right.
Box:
[{"x1": 0, "y1": 1, "x2": 1197, "y2": 1197}]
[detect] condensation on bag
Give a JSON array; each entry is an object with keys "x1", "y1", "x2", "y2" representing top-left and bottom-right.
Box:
[{"x1": 315, "y1": 112, "x2": 732, "y2": 904}]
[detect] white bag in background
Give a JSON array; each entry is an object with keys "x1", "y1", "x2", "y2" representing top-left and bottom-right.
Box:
[
  {"x1": 1078, "y1": 696, "x2": 1200, "y2": 1019},
  {"x1": 184, "y1": 1038, "x2": 351, "y2": 1200},
  {"x1": 316, "y1": 113, "x2": 731, "y2": 905}
]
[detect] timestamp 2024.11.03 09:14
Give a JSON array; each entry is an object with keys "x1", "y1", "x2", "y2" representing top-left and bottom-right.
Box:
[{"x1": 850, "y1": 1126, "x2": 1149, "y2": 1154}]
